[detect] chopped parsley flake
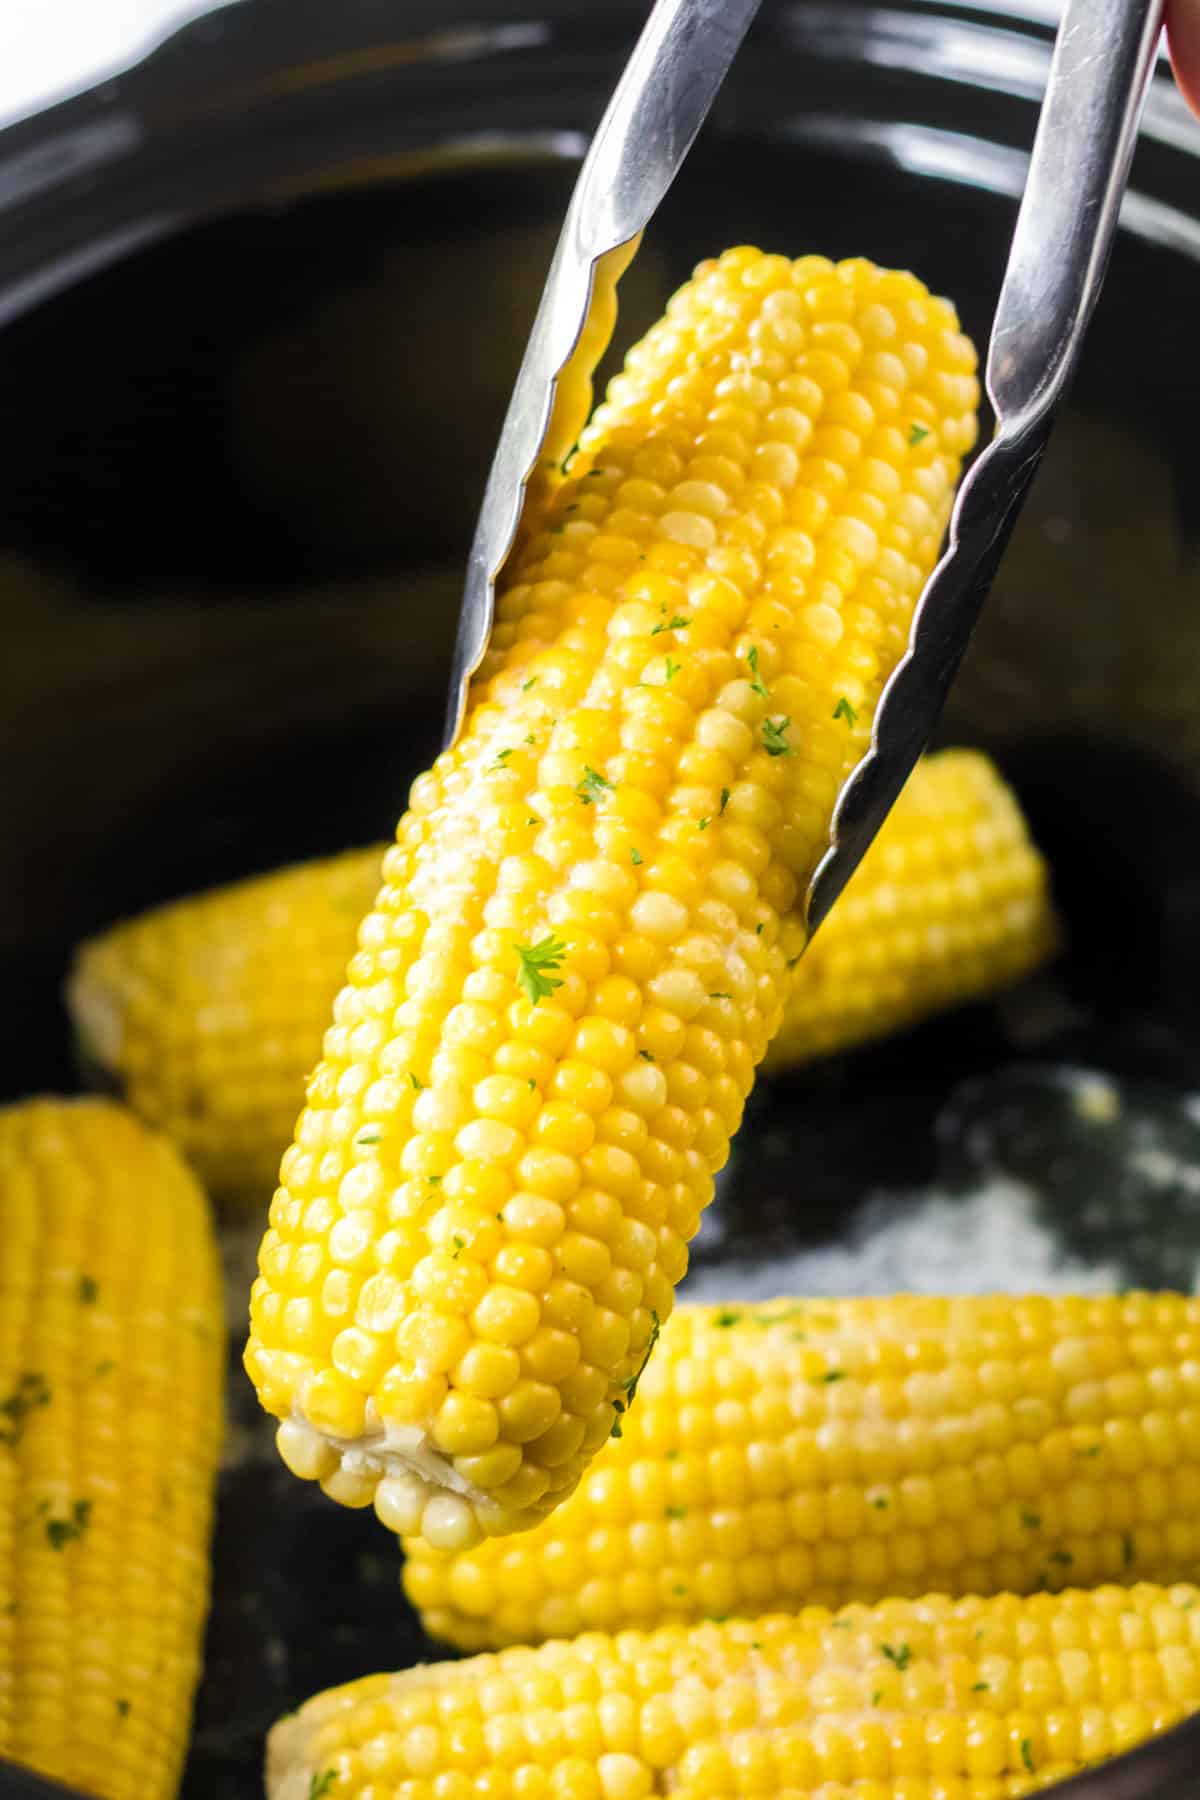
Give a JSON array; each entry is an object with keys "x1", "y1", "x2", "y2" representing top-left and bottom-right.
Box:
[
  {"x1": 714, "y1": 1310, "x2": 742, "y2": 1328},
  {"x1": 1076, "y1": 1444, "x2": 1102, "y2": 1457},
  {"x1": 1020, "y1": 1510, "x2": 1041, "y2": 1530},
  {"x1": 872, "y1": 1689, "x2": 882, "y2": 1706},
  {"x1": 672, "y1": 1584, "x2": 688, "y2": 1597},
  {"x1": 761, "y1": 716, "x2": 792, "y2": 757},
  {"x1": 832, "y1": 695, "x2": 858, "y2": 727},
  {"x1": 665, "y1": 1449, "x2": 680, "y2": 1461},
  {"x1": 698, "y1": 817, "x2": 710, "y2": 832},
  {"x1": 409, "y1": 1072, "x2": 424, "y2": 1091},
  {"x1": 116, "y1": 1698, "x2": 131, "y2": 1718},
  {"x1": 516, "y1": 936, "x2": 567, "y2": 1006},
  {"x1": 880, "y1": 1641, "x2": 912, "y2": 1671},
  {"x1": 664, "y1": 657, "x2": 680, "y2": 682},
  {"x1": 746, "y1": 645, "x2": 769, "y2": 698},
  {"x1": 427, "y1": 1175, "x2": 442, "y2": 1187},
  {"x1": 871, "y1": 1495, "x2": 889, "y2": 1509},
  {"x1": 708, "y1": 992, "x2": 732, "y2": 1002},
  {"x1": 630, "y1": 847, "x2": 643, "y2": 866},
  {"x1": 1048, "y1": 1550, "x2": 1073, "y2": 1566},
  {"x1": 665, "y1": 1504, "x2": 688, "y2": 1519},
  {"x1": 719, "y1": 786, "x2": 731, "y2": 814},
  {"x1": 755, "y1": 922, "x2": 764, "y2": 935},
  {"x1": 489, "y1": 748, "x2": 514, "y2": 771},
  {"x1": 819, "y1": 1370, "x2": 846, "y2": 1385},
  {"x1": 451, "y1": 1236, "x2": 465, "y2": 1258},
  {"x1": 355, "y1": 1128, "x2": 382, "y2": 1147},
  {"x1": 524, "y1": 734, "x2": 537, "y2": 746},
  {"x1": 908, "y1": 422, "x2": 930, "y2": 446},
  {"x1": 638, "y1": 1050, "x2": 655, "y2": 1062},
  {"x1": 78, "y1": 1276, "x2": 98, "y2": 1305},
  {"x1": 576, "y1": 766, "x2": 612, "y2": 805},
  {"x1": 527, "y1": 1079, "x2": 536, "y2": 1091},
  {"x1": 94, "y1": 1360, "x2": 115, "y2": 1379},
  {"x1": 310, "y1": 1775, "x2": 338, "y2": 1800},
  {"x1": 0, "y1": 1373, "x2": 51, "y2": 1447},
  {"x1": 1123, "y1": 1531, "x2": 1136, "y2": 1567},
  {"x1": 522, "y1": 677, "x2": 538, "y2": 692},
  {"x1": 971, "y1": 1681, "x2": 989, "y2": 1693},
  {"x1": 651, "y1": 614, "x2": 690, "y2": 636},
  {"x1": 1021, "y1": 1738, "x2": 1035, "y2": 1774},
  {"x1": 46, "y1": 1499, "x2": 91, "y2": 1551}
]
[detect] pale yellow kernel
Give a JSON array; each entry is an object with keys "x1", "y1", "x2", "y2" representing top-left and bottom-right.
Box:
[
  {"x1": 375, "y1": 1472, "x2": 428, "y2": 1535},
  {"x1": 433, "y1": 1391, "x2": 500, "y2": 1455},
  {"x1": 422, "y1": 1492, "x2": 482, "y2": 1550},
  {"x1": 472, "y1": 1285, "x2": 543, "y2": 1347},
  {"x1": 276, "y1": 1417, "x2": 337, "y2": 1482}
]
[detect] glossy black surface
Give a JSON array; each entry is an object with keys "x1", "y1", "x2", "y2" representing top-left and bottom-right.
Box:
[{"x1": 1, "y1": 2, "x2": 1199, "y2": 1796}]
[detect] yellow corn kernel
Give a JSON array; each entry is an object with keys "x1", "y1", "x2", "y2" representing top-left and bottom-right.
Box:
[
  {"x1": 241, "y1": 246, "x2": 979, "y2": 1544},
  {"x1": 0, "y1": 1097, "x2": 223, "y2": 1800},
  {"x1": 767, "y1": 748, "x2": 1058, "y2": 1070},
  {"x1": 404, "y1": 1293, "x2": 1200, "y2": 1649},
  {"x1": 267, "y1": 1584, "x2": 1200, "y2": 1799},
  {"x1": 67, "y1": 845, "x2": 384, "y2": 1210}
]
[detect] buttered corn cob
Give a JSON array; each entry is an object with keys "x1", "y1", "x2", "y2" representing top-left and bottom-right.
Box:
[
  {"x1": 268, "y1": 1585, "x2": 1200, "y2": 1800},
  {"x1": 766, "y1": 749, "x2": 1057, "y2": 1070},
  {"x1": 244, "y1": 247, "x2": 980, "y2": 1550},
  {"x1": 403, "y1": 1293, "x2": 1200, "y2": 1650},
  {"x1": 0, "y1": 1097, "x2": 223, "y2": 1800},
  {"x1": 68, "y1": 847, "x2": 384, "y2": 1208},
  {"x1": 67, "y1": 752, "x2": 1054, "y2": 1212}
]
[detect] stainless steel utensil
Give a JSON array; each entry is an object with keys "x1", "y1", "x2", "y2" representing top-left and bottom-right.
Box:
[{"x1": 446, "y1": 0, "x2": 1165, "y2": 935}]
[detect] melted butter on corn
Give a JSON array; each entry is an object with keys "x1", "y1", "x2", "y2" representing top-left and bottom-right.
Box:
[
  {"x1": 66, "y1": 751, "x2": 1052, "y2": 1208},
  {"x1": 244, "y1": 246, "x2": 980, "y2": 1549},
  {"x1": 267, "y1": 1585, "x2": 1200, "y2": 1800},
  {"x1": 404, "y1": 1293, "x2": 1200, "y2": 1649}
]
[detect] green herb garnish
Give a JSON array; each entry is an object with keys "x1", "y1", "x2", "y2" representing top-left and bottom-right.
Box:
[
  {"x1": 832, "y1": 696, "x2": 858, "y2": 727},
  {"x1": 576, "y1": 766, "x2": 612, "y2": 806},
  {"x1": 747, "y1": 645, "x2": 769, "y2": 698},
  {"x1": 651, "y1": 614, "x2": 690, "y2": 636},
  {"x1": 880, "y1": 1642, "x2": 912, "y2": 1671},
  {"x1": 761, "y1": 716, "x2": 792, "y2": 757},
  {"x1": 516, "y1": 936, "x2": 567, "y2": 1006},
  {"x1": 46, "y1": 1498, "x2": 91, "y2": 1551},
  {"x1": 908, "y1": 422, "x2": 930, "y2": 446},
  {"x1": 0, "y1": 1373, "x2": 51, "y2": 1447}
]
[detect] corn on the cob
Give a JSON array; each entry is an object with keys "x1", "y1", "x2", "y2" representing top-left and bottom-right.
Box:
[
  {"x1": 766, "y1": 749, "x2": 1057, "y2": 1070},
  {"x1": 0, "y1": 1097, "x2": 223, "y2": 1800},
  {"x1": 244, "y1": 246, "x2": 980, "y2": 1551},
  {"x1": 402, "y1": 1293, "x2": 1200, "y2": 1650},
  {"x1": 66, "y1": 750, "x2": 1054, "y2": 1212},
  {"x1": 268, "y1": 1584, "x2": 1200, "y2": 1800},
  {"x1": 68, "y1": 847, "x2": 384, "y2": 1208}
]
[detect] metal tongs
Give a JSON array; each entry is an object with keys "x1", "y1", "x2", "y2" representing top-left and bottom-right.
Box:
[{"x1": 446, "y1": 0, "x2": 1165, "y2": 935}]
